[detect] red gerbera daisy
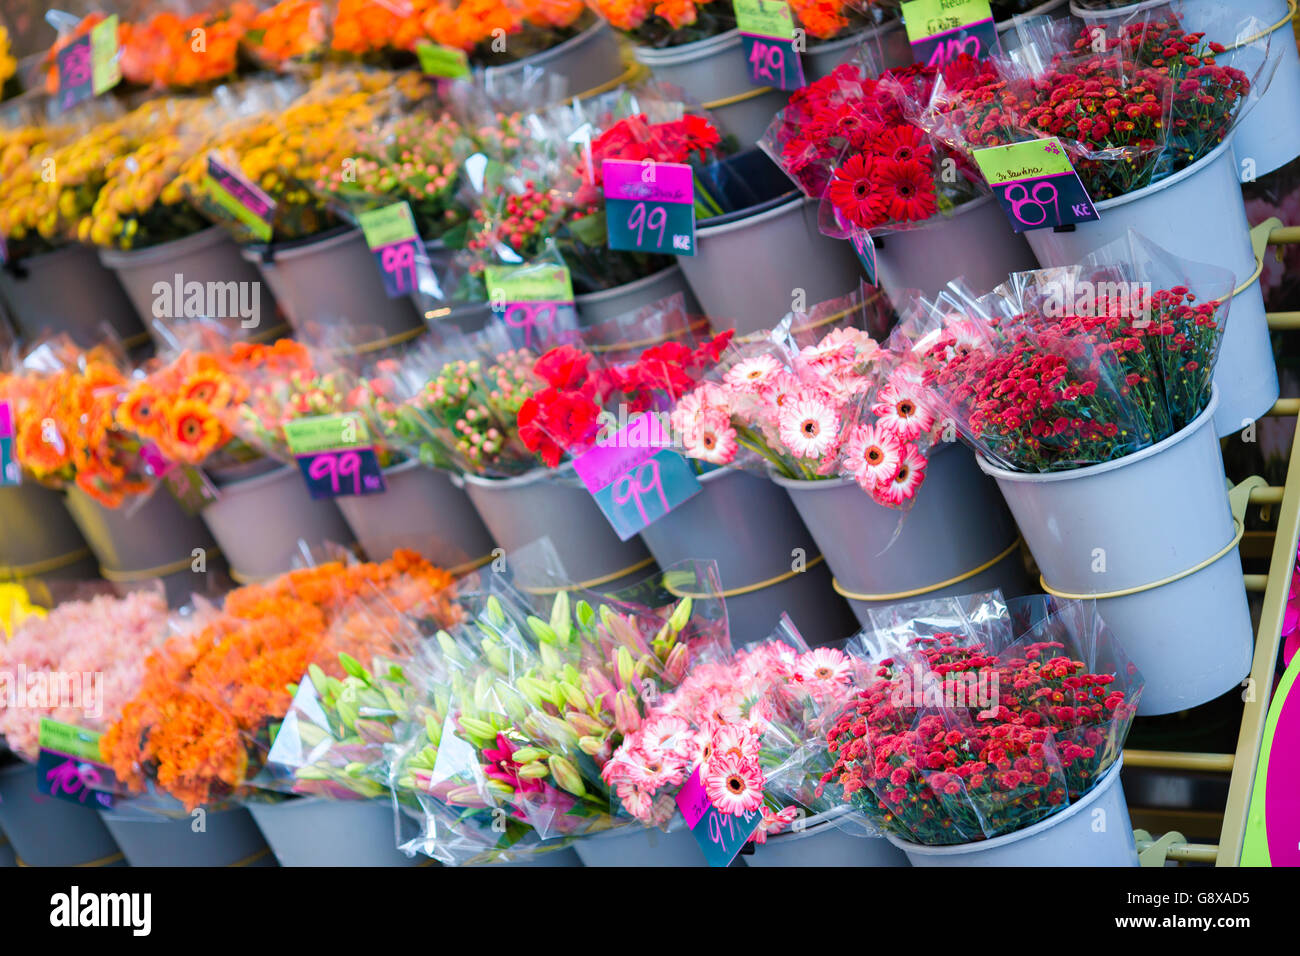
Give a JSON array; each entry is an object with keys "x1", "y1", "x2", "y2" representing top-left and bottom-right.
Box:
[
  {"x1": 869, "y1": 124, "x2": 932, "y2": 166},
  {"x1": 828, "y1": 153, "x2": 885, "y2": 229},
  {"x1": 873, "y1": 158, "x2": 938, "y2": 224}
]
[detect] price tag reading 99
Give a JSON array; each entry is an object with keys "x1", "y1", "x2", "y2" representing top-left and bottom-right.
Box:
[
  {"x1": 971, "y1": 137, "x2": 1100, "y2": 233},
  {"x1": 603, "y1": 159, "x2": 696, "y2": 256},
  {"x1": 358, "y1": 202, "x2": 424, "y2": 298},
  {"x1": 284, "y1": 413, "x2": 387, "y2": 500}
]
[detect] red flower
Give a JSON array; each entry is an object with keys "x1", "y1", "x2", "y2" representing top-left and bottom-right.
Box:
[
  {"x1": 873, "y1": 158, "x2": 938, "y2": 223},
  {"x1": 828, "y1": 153, "x2": 884, "y2": 228},
  {"x1": 533, "y1": 346, "x2": 591, "y2": 389}
]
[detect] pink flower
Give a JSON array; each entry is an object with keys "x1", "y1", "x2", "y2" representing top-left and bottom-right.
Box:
[
  {"x1": 874, "y1": 441, "x2": 928, "y2": 506},
  {"x1": 683, "y1": 408, "x2": 737, "y2": 465},
  {"x1": 843, "y1": 423, "x2": 902, "y2": 488},
  {"x1": 778, "y1": 391, "x2": 841, "y2": 459},
  {"x1": 704, "y1": 752, "x2": 765, "y2": 815},
  {"x1": 872, "y1": 382, "x2": 935, "y2": 442},
  {"x1": 724, "y1": 354, "x2": 783, "y2": 391}
]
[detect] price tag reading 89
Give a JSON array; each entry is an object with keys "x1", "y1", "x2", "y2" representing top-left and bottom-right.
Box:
[{"x1": 971, "y1": 137, "x2": 1100, "y2": 233}]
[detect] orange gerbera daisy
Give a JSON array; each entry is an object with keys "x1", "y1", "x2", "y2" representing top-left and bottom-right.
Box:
[
  {"x1": 166, "y1": 399, "x2": 223, "y2": 463},
  {"x1": 179, "y1": 370, "x2": 233, "y2": 407},
  {"x1": 117, "y1": 383, "x2": 166, "y2": 439}
]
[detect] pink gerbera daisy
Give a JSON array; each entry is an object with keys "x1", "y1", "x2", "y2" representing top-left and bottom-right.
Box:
[
  {"x1": 684, "y1": 409, "x2": 737, "y2": 465},
  {"x1": 725, "y1": 354, "x2": 783, "y2": 391},
  {"x1": 779, "y1": 392, "x2": 841, "y2": 459},
  {"x1": 843, "y1": 423, "x2": 902, "y2": 488},
  {"x1": 874, "y1": 441, "x2": 928, "y2": 505},
  {"x1": 872, "y1": 382, "x2": 935, "y2": 442},
  {"x1": 704, "y1": 752, "x2": 765, "y2": 816},
  {"x1": 795, "y1": 646, "x2": 852, "y2": 686}
]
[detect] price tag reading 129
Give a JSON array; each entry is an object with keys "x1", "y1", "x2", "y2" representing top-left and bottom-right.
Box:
[
  {"x1": 971, "y1": 137, "x2": 1100, "y2": 232},
  {"x1": 604, "y1": 159, "x2": 696, "y2": 256},
  {"x1": 901, "y1": 0, "x2": 999, "y2": 68},
  {"x1": 284, "y1": 413, "x2": 386, "y2": 500},
  {"x1": 734, "y1": 0, "x2": 806, "y2": 91}
]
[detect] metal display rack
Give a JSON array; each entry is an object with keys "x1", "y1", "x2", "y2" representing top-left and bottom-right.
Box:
[{"x1": 1128, "y1": 220, "x2": 1300, "y2": 866}]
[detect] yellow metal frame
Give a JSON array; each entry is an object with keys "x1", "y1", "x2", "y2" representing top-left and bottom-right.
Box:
[{"x1": 1123, "y1": 220, "x2": 1300, "y2": 866}]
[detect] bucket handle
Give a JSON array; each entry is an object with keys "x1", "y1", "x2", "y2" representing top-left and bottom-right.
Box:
[
  {"x1": 832, "y1": 536, "x2": 1021, "y2": 602},
  {"x1": 1038, "y1": 476, "x2": 1264, "y2": 601}
]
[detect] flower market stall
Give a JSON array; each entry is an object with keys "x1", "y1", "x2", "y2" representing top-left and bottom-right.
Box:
[{"x1": 0, "y1": 0, "x2": 1297, "y2": 875}]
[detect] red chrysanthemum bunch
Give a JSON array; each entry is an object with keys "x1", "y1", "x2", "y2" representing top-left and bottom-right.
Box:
[{"x1": 819, "y1": 632, "x2": 1135, "y2": 846}]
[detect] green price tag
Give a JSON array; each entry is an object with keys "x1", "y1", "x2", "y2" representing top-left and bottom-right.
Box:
[
  {"x1": 284, "y1": 413, "x2": 371, "y2": 455},
  {"x1": 91, "y1": 14, "x2": 121, "y2": 95},
  {"x1": 970, "y1": 137, "x2": 1100, "y2": 231},
  {"x1": 358, "y1": 202, "x2": 419, "y2": 249},
  {"x1": 416, "y1": 41, "x2": 471, "y2": 78},
  {"x1": 971, "y1": 137, "x2": 1075, "y2": 183},
  {"x1": 734, "y1": 0, "x2": 796, "y2": 39},
  {"x1": 483, "y1": 264, "x2": 574, "y2": 302},
  {"x1": 901, "y1": 0, "x2": 994, "y2": 42},
  {"x1": 38, "y1": 718, "x2": 104, "y2": 763}
]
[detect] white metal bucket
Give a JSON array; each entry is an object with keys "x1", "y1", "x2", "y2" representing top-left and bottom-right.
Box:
[{"x1": 977, "y1": 388, "x2": 1254, "y2": 714}]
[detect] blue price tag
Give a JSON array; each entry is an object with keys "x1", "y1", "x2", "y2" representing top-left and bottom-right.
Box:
[
  {"x1": 296, "y1": 447, "x2": 386, "y2": 500},
  {"x1": 591, "y1": 449, "x2": 701, "y2": 540},
  {"x1": 674, "y1": 764, "x2": 761, "y2": 867},
  {"x1": 971, "y1": 138, "x2": 1100, "y2": 232},
  {"x1": 605, "y1": 199, "x2": 695, "y2": 256},
  {"x1": 851, "y1": 231, "x2": 877, "y2": 285},
  {"x1": 741, "y1": 34, "x2": 805, "y2": 91},
  {"x1": 0, "y1": 401, "x2": 19, "y2": 486}
]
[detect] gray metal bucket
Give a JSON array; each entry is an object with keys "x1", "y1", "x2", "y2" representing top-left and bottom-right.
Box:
[
  {"x1": 420, "y1": 301, "x2": 495, "y2": 334},
  {"x1": 679, "y1": 195, "x2": 864, "y2": 333},
  {"x1": 873, "y1": 193, "x2": 1039, "y2": 301},
  {"x1": 462, "y1": 465, "x2": 656, "y2": 593},
  {"x1": 200, "y1": 464, "x2": 353, "y2": 583},
  {"x1": 885, "y1": 757, "x2": 1138, "y2": 866},
  {"x1": 241, "y1": 227, "x2": 424, "y2": 342},
  {"x1": 802, "y1": 17, "x2": 912, "y2": 82},
  {"x1": 247, "y1": 798, "x2": 424, "y2": 867},
  {"x1": 771, "y1": 443, "x2": 1030, "y2": 627},
  {"x1": 0, "y1": 762, "x2": 126, "y2": 867},
  {"x1": 0, "y1": 481, "x2": 96, "y2": 582},
  {"x1": 0, "y1": 243, "x2": 146, "y2": 349},
  {"x1": 335, "y1": 460, "x2": 496, "y2": 571},
  {"x1": 485, "y1": 844, "x2": 586, "y2": 866},
  {"x1": 634, "y1": 31, "x2": 790, "y2": 147},
  {"x1": 98, "y1": 226, "x2": 286, "y2": 346},
  {"x1": 745, "y1": 810, "x2": 910, "y2": 866},
  {"x1": 63, "y1": 484, "x2": 216, "y2": 583},
  {"x1": 574, "y1": 265, "x2": 701, "y2": 327},
  {"x1": 0, "y1": 830, "x2": 14, "y2": 866},
  {"x1": 484, "y1": 21, "x2": 626, "y2": 100},
  {"x1": 572, "y1": 822, "x2": 714, "y2": 866},
  {"x1": 100, "y1": 804, "x2": 276, "y2": 867},
  {"x1": 637, "y1": 467, "x2": 858, "y2": 645}
]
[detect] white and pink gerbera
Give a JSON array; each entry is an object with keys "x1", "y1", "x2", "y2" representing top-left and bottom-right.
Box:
[
  {"x1": 724, "y1": 354, "x2": 783, "y2": 391},
  {"x1": 873, "y1": 440, "x2": 928, "y2": 506},
  {"x1": 843, "y1": 422, "x2": 902, "y2": 489},
  {"x1": 703, "y1": 752, "x2": 765, "y2": 815},
  {"x1": 794, "y1": 646, "x2": 853, "y2": 687},
  {"x1": 778, "y1": 391, "x2": 841, "y2": 460},
  {"x1": 683, "y1": 408, "x2": 738, "y2": 465},
  {"x1": 872, "y1": 381, "x2": 935, "y2": 442}
]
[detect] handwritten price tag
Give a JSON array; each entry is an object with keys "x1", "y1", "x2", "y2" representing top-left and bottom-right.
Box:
[
  {"x1": 203, "y1": 153, "x2": 275, "y2": 242},
  {"x1": 284, "y1": 412, "x2": 386, "y2": 500},
  {"x1": 484, "y1": 263, "x2": 577, "y2": 349},
  {"x1": 734, "y1": 0, "x2": 805, "y2": 91},
  {"x1": 56, "y1": 15, "x2": 121, "y2": 112},
  {"x1": 971, "y1": 137, "x2": 1100, "y2": 232},
  {"x1": 902, "y1": 0, "x2": 999, "y2": 68},
  {"x1": 359, "y1": 202, "x2": 422, "y2": 298},
  {"x1": 0, "y1": 401, "x2": 19, "y2": 486},
  {"x1": 36, "y1": 719, "x2": 117, "y2": 809},
  {"x1": 675, "y1": 764, "x2": 761, "y2": 867},
  {"x1": 604, "y1": 159, "x2": 696, "y2": 256},
  {"x1": 573, "y1": 413, "x2": 700, "y2": 540}
]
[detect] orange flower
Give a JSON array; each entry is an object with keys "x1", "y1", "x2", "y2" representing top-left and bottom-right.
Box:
[
  {"x1": 179, "y1": 370, "x2": 233, "y2": 407},
  {"x1": 117, "y1": 383, "x2": 166, "y2": 439},
  {"x1": 789, "y1": 0, "x2": 849, "y2": 41},
  {"x1": 165, "y1": 399, "x2": 223, "y2": 463}
]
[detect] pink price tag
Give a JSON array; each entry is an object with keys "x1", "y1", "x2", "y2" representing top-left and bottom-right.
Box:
[
  {"x1": 572, "y1": 413, "x2": 673, "y2": 493},
  {"x1": 602, "y1": 159, "x2": 695, "y2": 205},
  {"x1": 675, "y1": 765, "x2": 713, "y2": 829}
]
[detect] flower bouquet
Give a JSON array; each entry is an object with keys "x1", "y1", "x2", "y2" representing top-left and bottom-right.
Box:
[
  {"x1": 820, "y1": 592, "x2": 1142, "y2": 860},
  {"x1": 906, "y1": 230, "x2": 1234, "y2": 473},
  {"x1": 242, "y1": 0, "x2": 331, "y2": 71},
  {"x1": 0, "y1": 20, "x2": 18, "y2": 100},
  {"x1": 101, "y1": 551, "x2": 459, "y2": 811}
]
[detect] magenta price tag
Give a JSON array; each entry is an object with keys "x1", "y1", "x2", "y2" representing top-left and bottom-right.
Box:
[
  {"x1": 604, "y1": 159, "x2": 696, "y2": 256},
  {"x1": 0, "y1": 401, "x2": 17, "y2": 486},
  {"x1": 572, "y1": 412, "x2": 674, "y2": 494},
  {"x1": 603, "y1": 160, "x2": 695, "y2": 204}
]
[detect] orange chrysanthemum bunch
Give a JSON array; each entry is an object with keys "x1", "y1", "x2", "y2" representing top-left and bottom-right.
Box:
[
  {"x1": 245, "y1": 0, "x2": 330, "y2": 67},
  {"x1": 119, "y1": 4, "x2": 257, "y2": 89},
  {"x1": 102, "y1": 550, "x2": 460, "y2": 810},
  {"x1": 331, "y1": 0, "x2": 428, "y2": 54},
  {"x1": 0, "y1": 346, "x2": 153, "y2": 508},
  {"x1": 789, "y1": 0, "x2": 853, "y2": 41}
]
